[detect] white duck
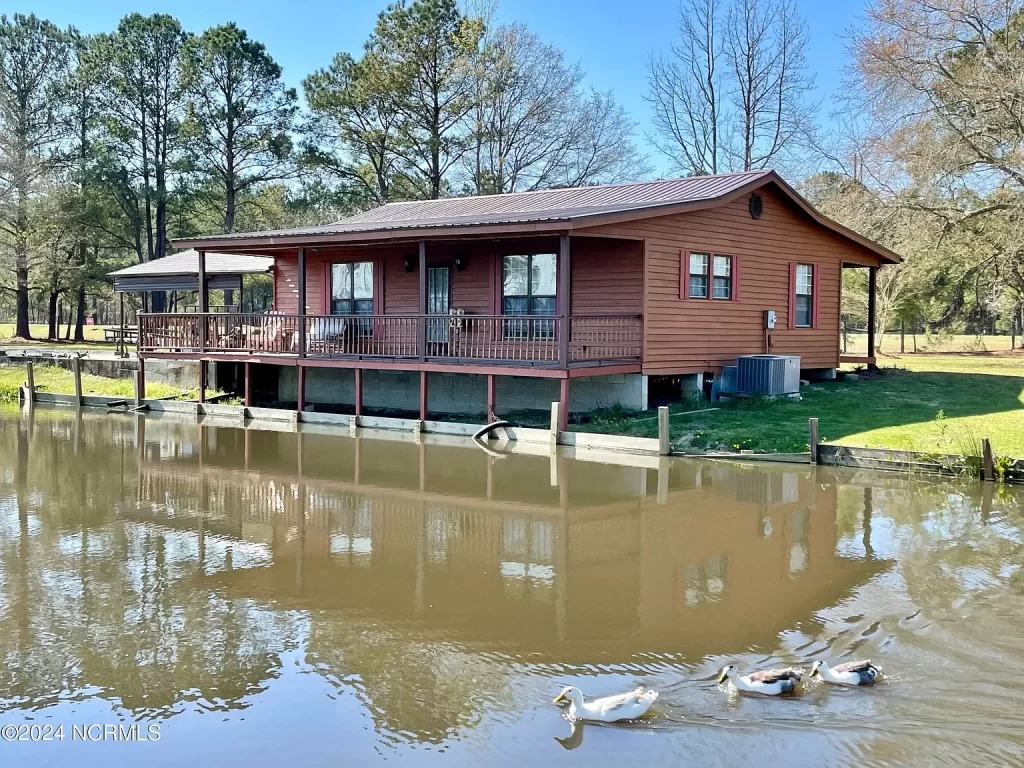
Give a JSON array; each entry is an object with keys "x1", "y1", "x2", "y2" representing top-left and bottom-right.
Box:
[
  {"x1": 810, "y1": 660, "x2": 879, "y2": 686},
  {"x1": 552, "y1": 686, "x2": 659, "y2": 722},
  {"x1": 718, "y1": 665, "x2": 803, "y2": 695}
]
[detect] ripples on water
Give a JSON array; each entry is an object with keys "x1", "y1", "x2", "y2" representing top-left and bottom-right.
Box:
[{"x1": 0, "y1": 407, "x2": 1022, "y2": 766}]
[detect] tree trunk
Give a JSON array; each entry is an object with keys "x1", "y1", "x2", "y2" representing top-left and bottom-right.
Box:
[
  {"x1": 74, "y1": 284, "x2": 87, "y2": 342},
  {"x1": 47, "y1": 290, "x2": 59, "y2": 340}
]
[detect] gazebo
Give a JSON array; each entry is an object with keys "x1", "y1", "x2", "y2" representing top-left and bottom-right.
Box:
[{"x1": 107, "y1": 249, "x2": 273, "y2": 358}]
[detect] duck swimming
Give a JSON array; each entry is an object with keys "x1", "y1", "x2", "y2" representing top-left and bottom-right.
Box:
[
  {"x1": 717, "y1": 665, "x2": 803, "y2": 695},
  {"x1": 551, "y1": 686, "x2": 659, "y2": 722},
  {"x1": 810, "y1": 660, "x2": 879, "y2": 686}
]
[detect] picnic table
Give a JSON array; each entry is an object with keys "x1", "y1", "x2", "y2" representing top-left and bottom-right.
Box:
[{"x1": 104, "y1": 326, "x2": 139, "y2": 344}]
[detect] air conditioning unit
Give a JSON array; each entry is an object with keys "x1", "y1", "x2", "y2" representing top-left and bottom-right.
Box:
[{"x1": 736, "y1": 355, "x2": 801, "y2": 396}]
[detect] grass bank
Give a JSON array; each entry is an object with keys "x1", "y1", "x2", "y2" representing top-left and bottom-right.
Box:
[
  {"x1": 0, "y1": 323, "x2": 119, "y2": 351},
  {"x1": 578, "y1": 354, "x2": 1024, "y2": 458},
  {"x1": 0, "y1": 364, "x2": 185, "y2": 402}
]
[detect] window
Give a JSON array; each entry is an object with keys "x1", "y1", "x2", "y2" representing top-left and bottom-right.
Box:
[
  {"x1": 712, "y1": 255, "x2": 732, "y2": 299},
  {"x1": 331, "y1": 261, "x2": 374, "y2": 334},
  {"x1": 688, "y1": 252, "x2": 709, "y2": 298},
  {"x1": 795, "y1": 264, "x2": 813, "y2": 327},
  {"x1": 502, "y1": 253, "x2": 556, "y2": 338},
  {"x1": 687, "y1": 252, "x2": 734, "y2": 300}
]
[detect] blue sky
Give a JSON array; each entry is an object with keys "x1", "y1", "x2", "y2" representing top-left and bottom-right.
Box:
[{"x1": 23, "y1": 0, "x2": 867, "y2": 171}]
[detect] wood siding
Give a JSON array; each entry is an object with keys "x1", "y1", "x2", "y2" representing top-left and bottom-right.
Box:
[{"x1": 578, "y1": 185, "x2": 885, "y2": 375}]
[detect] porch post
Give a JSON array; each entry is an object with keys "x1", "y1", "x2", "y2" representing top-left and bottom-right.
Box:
[
  {"x1": 558, "y1": 234, "x2": 571, "y2": 367},
  {"x1": 867, "y1": 266, "x2": 878, "y2": 369},
  {"x1": 198, "y1": 249, "x2": 207, "y2": 353},
  {"x1": 297, "y1": 247, "x2": 307, "y2": 358},
  {"x1": 354, "y1": 367, "x2": 363, "y2": 417},
  {"x1": 418, "y1": 241, "x2": 427, "y2": 360},
  {"x1": 297, "y1": 366, "x2": 306, "y2": 412},
  {"x1": 486, "y1": 373, "x2": 496, "y2": 422},
  {"x1": 419, "y1": 370, "x2": 428, "y2": 421},
  {"x1": 244, "y1": 361, "x2": 252, "y2": 407},
  {"x1": 199, "y1": 360, "x2": 207, "y2": 404},
  {"x1": 558, "y1": 376, "x2": 569, "y2": 432}
]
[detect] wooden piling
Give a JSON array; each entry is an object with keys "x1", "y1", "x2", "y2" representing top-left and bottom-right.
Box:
[
  {"x1": 133, "y1": 369, "x2": 144, "y2": 407},
  {"x1": 981, "y1": 437, "x2": 994, "y2": 481},
  {"x1": 549, "y1": 401, "x2": 560, "y2": 447},
  {"x1": 809, "y1": 417, "x2": 819, "y2": 464},
  {"x1": 71, "y1": 357, "x2": 83, "y2": 408},
  {"x1": 658, "y1": 406, "x2": 671, "y2": 456},
  {"x1": 24, "y1": 362, "x2": 34, "y2": 404}
]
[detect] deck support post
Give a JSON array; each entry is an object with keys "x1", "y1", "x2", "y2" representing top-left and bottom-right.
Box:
[
  {"x1": 244, "y1": 362, "x2": 252, "y2": 407},
  {"x1": 198, "y1": 249, "x2": 207, "y2": 353},
  {"x1": 809, "y1": 417, "x2": 819, "y2": 464},
  {"x1": 133, "y1": 369, "x2": 144, "y2": 408},
  {"x1": 867, "y1": 266, "x2": 878, "y2": 370},
  {"x1": 198, "y1": 360, "x2": 207, "y2": 404},
  {"x1": 297, "y1": 365, "x2": 306, "y2": 412},
  {"x1": 419, "y1": 370, "x2": 428, "y2": 421},
  {"x1": 417, "y1": 241, "x2": 427, "y2": 360},
  {"x1": 354, "y1": 367, "x2": 363, "y2": 417},
  {"x1": 486, "y1": 373, "x2": 496, "y2": 422},
  {"x1": 297, "y1": 247, "x2": 307, "y2": 358},
  {"x1": 558, "y1": 377, "x2": 569, "y2": 433},
  {"x1": 558, "y1": 234, "x2": 571, "y2": 367},
  {"x1": 137, "y1": 357, "x2": 146, "y2": 403}
]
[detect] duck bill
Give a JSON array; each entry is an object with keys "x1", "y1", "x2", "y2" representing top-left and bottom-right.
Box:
[
  {"x1": 717, "y1": 670, "x2": 728, "y2": 685},
  {"x1": 552, "y1": 693, "x2": 566, "y2": 704}
]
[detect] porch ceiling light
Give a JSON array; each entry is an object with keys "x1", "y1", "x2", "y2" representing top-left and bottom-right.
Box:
[{"x1": 404, "y1": 255, "x2": 415, "y2": 273}]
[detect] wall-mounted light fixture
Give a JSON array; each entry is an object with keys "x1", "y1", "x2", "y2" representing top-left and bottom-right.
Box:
[
  {"x1": 403, "y1": 255, "x2": 415, "y2": 273},
  {"x1": 454, "y1": 253, "x2": 467, "y2": 271}
]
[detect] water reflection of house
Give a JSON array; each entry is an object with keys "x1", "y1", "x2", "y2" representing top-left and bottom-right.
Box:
[{"x1": 133, "y1": 421, "x2": 888, "y2": 661}]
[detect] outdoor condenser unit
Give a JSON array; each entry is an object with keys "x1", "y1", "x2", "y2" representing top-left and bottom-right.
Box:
[{"x1": 736, "y1": 355, "x2": 801, "y2": 396}]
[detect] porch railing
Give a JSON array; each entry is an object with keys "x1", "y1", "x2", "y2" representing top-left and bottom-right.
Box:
[{"x1": 139, "y1": 312, "x2": 642, "y2": 365}]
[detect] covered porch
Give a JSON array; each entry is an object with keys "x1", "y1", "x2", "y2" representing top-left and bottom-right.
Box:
[
  {"x1": 839, "y1": 263, "x2": 879, "y2": 369},
  {"x1": 138, "y1": 233, "x2": 646, "y2": 428}
]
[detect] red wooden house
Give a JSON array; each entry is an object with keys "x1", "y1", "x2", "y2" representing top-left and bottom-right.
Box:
[{"x1": 143, "y1": 170, "x2": 898, "y2": 425}]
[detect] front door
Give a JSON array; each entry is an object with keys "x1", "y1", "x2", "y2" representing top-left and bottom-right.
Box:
[{"x1": 427, "y1": 266, "x2": 450, "y2": 344}]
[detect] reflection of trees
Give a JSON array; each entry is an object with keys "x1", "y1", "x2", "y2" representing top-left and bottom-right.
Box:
[{"x1": 0, "y1": 411, "x2": 294, "y2": 715}]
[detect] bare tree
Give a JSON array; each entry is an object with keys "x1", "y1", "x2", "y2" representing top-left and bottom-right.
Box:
[
  {"x1": 646, "y1": 0, "x2": 815, "y2": 175},
  {"x1": 647, "y1": 0, "x2": 722, "y2": 174},
  {"x1": 467, "y1": 23, "x2": 646, "y2": 193}
]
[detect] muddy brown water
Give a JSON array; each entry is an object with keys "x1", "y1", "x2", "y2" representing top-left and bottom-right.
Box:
[{"x1": 0, "y1": 407, "x2": 1022, "y2": 767}]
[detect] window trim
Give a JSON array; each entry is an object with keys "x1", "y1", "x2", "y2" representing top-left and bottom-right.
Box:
[
  {"x1": 680, "y1": 249, "x2": 739, "y2": 301},
  {"x1": 789, "y1": 261, "x2": 819, "y2": 329},
  {"x1": 501, "y1": 252, "x2": 557, "y2": 340}
]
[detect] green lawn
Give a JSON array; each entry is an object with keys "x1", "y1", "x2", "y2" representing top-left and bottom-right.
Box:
[
  {"x1": 0, "y1": 323, "x2": 119, "y2": 350},
  {"x1": 0, "y1": 364, "x2": 185, "y2": 402},
  {"x1": 579, "y1": 354, "x2": 1024, "y2": 459}
]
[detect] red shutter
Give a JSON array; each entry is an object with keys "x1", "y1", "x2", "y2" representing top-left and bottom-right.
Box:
[
  {"x1": 811, "y1": 264, "x2": 820, "y2": 328},
  {"x1": 680, "y1": 249, "x2": 690, "y2": 299},
  {"x1": 322, "y1": 261, "x2": 330, "y2": 314},
  {"x1": 788, "y1": 262, "x2": 797, "y2": 329},
  {"x1": 731, "y1": 255, "x2": 740, "y2": 302}
]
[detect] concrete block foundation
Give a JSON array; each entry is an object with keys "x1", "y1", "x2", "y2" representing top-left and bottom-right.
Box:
[{"x1": 278, "y1": 368, "x2": 649, "y2": 415}]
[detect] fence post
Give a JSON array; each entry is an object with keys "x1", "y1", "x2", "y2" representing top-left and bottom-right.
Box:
[
  {"x1": 981, "y1": 437, "x2": 994, "y2": 482},
  {"x1": 900, "y1": 320, "x2": 905, "y2": 354},
  {"x1": 24, "y1": 362, "x2": 34, "y2": 404},
  {"x1": 809, "y1": 417, "x2": 819, "y2": 464},
  {"x1": 658, "y1": 406, "x2": 671, "y2": 456},
  {"x1": 133, "y1": 369, "x2": 143, "y2": 408},
  {"x1": 71, "y1": 356, "x2": 83, "y2": 408},
  {"x1": 549, "y1": 401, "x2": 560, "y2": 448}
]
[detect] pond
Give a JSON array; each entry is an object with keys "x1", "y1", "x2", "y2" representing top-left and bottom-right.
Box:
[{"x1": 0, "y1": 407, "x2": 1022, "y2": 766}]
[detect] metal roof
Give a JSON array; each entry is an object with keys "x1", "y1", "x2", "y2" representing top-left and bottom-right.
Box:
[
  {"x1": 181, "y1": 171, "x2": 772, "y2": 241},
  {"x1": 171, "y1": 171, "x2": 900, "y2": 264},
  {"x1": 107, "y1": 249, "x2": 274, "y2": 278}
]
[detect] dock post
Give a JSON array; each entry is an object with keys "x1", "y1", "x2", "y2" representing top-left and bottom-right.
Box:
[
  {"x1": 133, "y1": 369, "x2": 143, "y2": 408},
  {"x1": 981, "y1": 437, "x2": 994, "y2": 481},
  {"x1": 658, "y1": 406, "x2": 671, "y2": 456},
  {"x1": 71, "y1": 356, "x2": 83, "y2": 408},
  {"x1": 549, "y1": 401, "x2": 560, "y2": 448},
  {"x1": 809, "y1": 417, "x2": 819, "y2": 464},
  {"x1": 24, "y1": 362, "x2": 34, "y2": 405},
  {"x1": 244, "y1": 362, "x2": 252, "y2": 407}
]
